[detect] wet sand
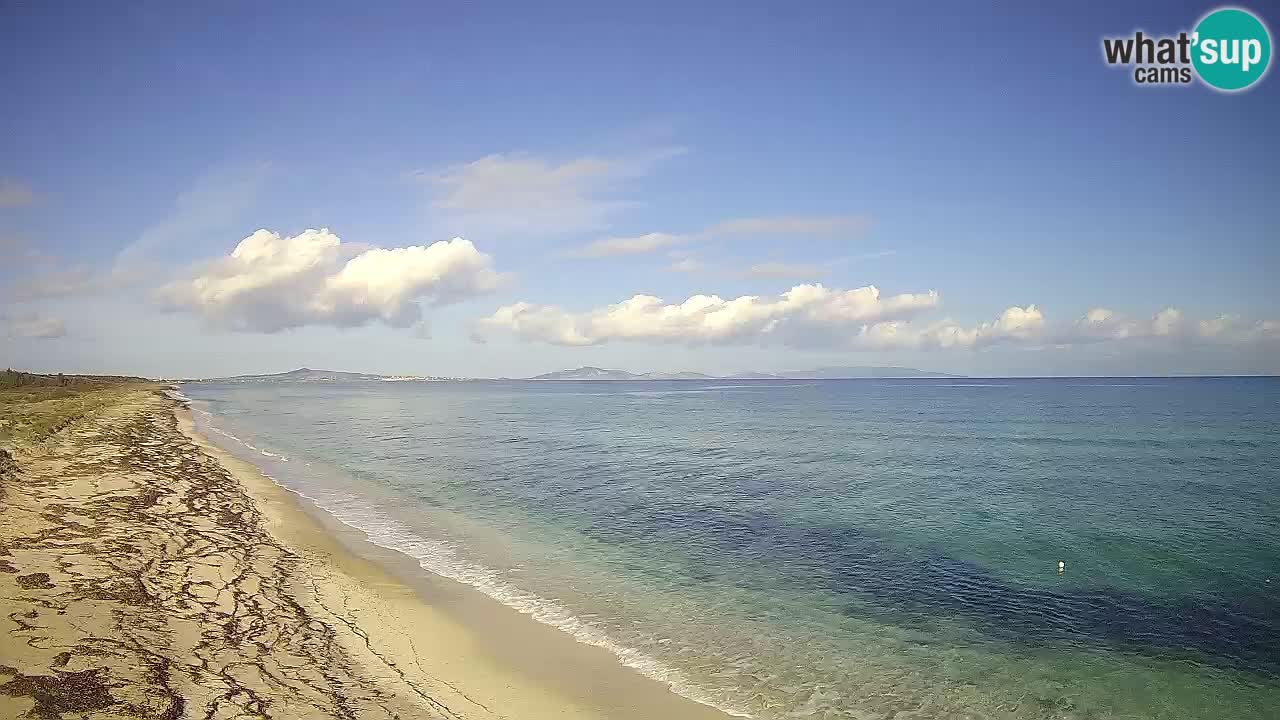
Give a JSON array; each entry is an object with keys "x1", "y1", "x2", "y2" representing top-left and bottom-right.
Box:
[{"x1": 0, "y1": 387, "x2": 732, "y2": 719}]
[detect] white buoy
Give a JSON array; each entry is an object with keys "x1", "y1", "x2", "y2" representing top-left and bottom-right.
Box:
[{"x1": 1058, "y1": 560, "x2": 1065, "y2": 573}]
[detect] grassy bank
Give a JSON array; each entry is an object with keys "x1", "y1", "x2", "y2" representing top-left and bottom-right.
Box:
[{"x1": 0, "y1": 372, "x2": 157, "y2": 448}]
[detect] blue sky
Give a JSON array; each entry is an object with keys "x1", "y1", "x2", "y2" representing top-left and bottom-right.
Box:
[{"x1": 1, "y1": 1, "x2": 1277, "y2": 377}]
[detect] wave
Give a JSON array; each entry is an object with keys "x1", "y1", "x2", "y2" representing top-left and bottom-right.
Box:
[
  {"x1": 310, "y1": 503, "x2": 754, "y2": 718},
  {"x1": 192, "y1": 410, "x2": 752, "y2": 718},
  {"x1": 164, "y1": 388, "x2": 193, "y2": 404},
  {"x1": 195, "y1": 412, "x2": 290, "y2": 463}
]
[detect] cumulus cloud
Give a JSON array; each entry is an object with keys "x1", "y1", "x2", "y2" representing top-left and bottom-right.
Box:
[
  {"x1": 1066, "y1": 307, "x2": 1280, "y2": 345},
  {"x1": 1153, "y1": 307, "x2": 1182, "y2": 337},
  {"x1": 3, "y1": 311, "x2": 65, "y2": 339},
  {"x1": 416, "y1": 148, "x2": 684, "y2": 235},
  {"x1": 1191, "y1": 314, "x2": 1280, "y2": 343},
  {"x1": 0, "y1": 178, "x2": 36, "y2": 208},
  {"x1": 481, "y1": 282, "x2": 1277, "y2": 354},
  {"x1": 861, "y1": 305, "x2": 1045, "y2": 350},
  {"x1": 572, "y1": 232, "x2": 685, "y2": 258},
  {"x1": 481, "y1": 283, "x2": 941, "y2": 347},
  {"x1": 159, "y1": 228, "x2": 500, "y2": 333}
]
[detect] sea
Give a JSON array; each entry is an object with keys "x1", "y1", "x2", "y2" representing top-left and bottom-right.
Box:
[{"x1": 180, "y1": 377, "x2": 1280, "y2": 719}]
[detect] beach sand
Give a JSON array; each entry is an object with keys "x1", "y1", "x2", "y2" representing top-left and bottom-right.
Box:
[{"x1": 0, "y1": 387, "x2": 732, "y2": 719}]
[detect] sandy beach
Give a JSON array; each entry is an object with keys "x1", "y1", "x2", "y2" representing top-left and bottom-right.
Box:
[{"x1": 0, "y1": 386, "x2": 732, "y2": 720}]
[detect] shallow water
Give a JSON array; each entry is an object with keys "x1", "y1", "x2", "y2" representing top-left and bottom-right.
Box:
[{"x1": 183, "y1": 377, "x2": 1280, "y2": 719}]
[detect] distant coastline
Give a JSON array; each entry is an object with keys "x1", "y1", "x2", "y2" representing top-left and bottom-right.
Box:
[{"x1": 187, "y1": 365, "x2": 965, "y2": 383}]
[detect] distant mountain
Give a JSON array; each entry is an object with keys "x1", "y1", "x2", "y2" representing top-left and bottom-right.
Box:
[
  {"x1": 195, "y1": 365, "x2": 961, "y2": 383},
  {"x1": 194, "y1": 368, "x2": 458, "y2": 383},
  {"x1": 526, "y1": 365, "x2": 961, "y2": 380},
  {"x1": 527, "y1": 366, "x2": 641, "y2": 381},
  {"x1": 196, "y1": 367, "x2": 382, "y2": 383},
  {"x1": 638, "y1": 370, "x2": 716, "y2": 380}
]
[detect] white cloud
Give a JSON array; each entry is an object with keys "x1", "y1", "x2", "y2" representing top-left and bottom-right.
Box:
[
  {"x1": 159, "y1": 228, "x2": 501, "y2": 333},
  {"x1": 572, "y1": 232, "x2": 685, "y2": 258},
  {"x1": 1066, "y1": 307, "x2": 1280, "y2": 345},
  {"x1": 909, "y1": 305, "x2": 1044, "y2": 349},
  {"x1": 1071, "y1": 306, "x2": 1147, "y2": 342},
  {"x1": 1193, "y1": 314, "x2": 1280, "y2": 343},
  {"x1": 705, "y1": 215, "x2": 869, "y2": 237},
  {"x1": 481, "y1": 283, "x2": 941, "y2": 347},
  {"x1": 571, "y1": 214, "x2": 872, "y2": 259},
  {"x1": 482, "y1": 286, "x2": 1277, "y2": 354},
  {"x1": 1197, "y1": 314, "x2": 1238, "y2": 339},
  {"x1": 849, "y1": 302, "x2": 1274, "y2": 352},
  {"x1": 830, "y1": 305, "x2": 1045, "y2": 352},
  {"x1": 484, "y1": 302, "x2": 595, "y2": 346},
  {"x1": 1153, "y1": 307, "x2": 1182, "y2": 336},
  {"x1": 417, "y1": 148, "x2": 684, "y2": 235},
  {"x1": 0, "y1": 178, "x2": 36, "y2": 208},
  {"x1": 3, "y1": 311, "x2": 65, "y2": 339}
]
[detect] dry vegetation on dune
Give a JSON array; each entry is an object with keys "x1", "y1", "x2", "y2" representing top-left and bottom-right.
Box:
[
  {"x1": 1, "y1": 369, "x2": 151, "y2": 389},
  {"x1": 0, "y1": 373, "x2": 157, "y2": 448}
]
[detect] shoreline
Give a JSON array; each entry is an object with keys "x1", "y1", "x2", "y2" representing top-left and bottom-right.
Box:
[
  {"x1": 177, "y1": 395, "x2": 737, "y2": 719},
  {"x1": 0, "y1": 387, "x2": 733, "y2": 719},
  {"x1": 186, "y1": 399, "x2": 753, "y2": 719}
]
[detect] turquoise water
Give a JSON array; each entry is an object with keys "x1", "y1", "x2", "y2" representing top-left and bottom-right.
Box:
[{"x1": 183, "y1": 378, "x2": 1280, "y2": 719}]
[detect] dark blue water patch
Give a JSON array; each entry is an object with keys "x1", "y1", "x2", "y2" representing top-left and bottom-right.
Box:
[{"x1": 587, "y1": 502, "x2": 1280, "y2": 680}]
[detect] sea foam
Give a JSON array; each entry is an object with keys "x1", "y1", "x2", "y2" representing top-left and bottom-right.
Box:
[{"x1": 193, "y1": 409, "x2": 752, "y2": 719}]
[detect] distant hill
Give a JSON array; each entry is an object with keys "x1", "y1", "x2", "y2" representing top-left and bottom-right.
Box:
[
  {"x1": 192, "y1": 365, "x2": 962, "y2": 383},
  {"x1": 638, "y1": 370, "x2": 717, "y2": 380},
  {"x1": 526, "y1": 365, "x2": 961, "y2": 380},
  {"x1": 194, "y1": 367, "x2": 454, "y2": 383},
  {"x1": 528, "y1": 366, "x2": 640, "y2": 381},
  {"x1": 528, "y1": 367, "x2": 717, "y2": 381},
  {"x1": 198, "y1": 368, "x2": 380, "y2": 383}
]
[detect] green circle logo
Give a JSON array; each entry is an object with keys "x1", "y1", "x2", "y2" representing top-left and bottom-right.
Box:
[{"x1": 1192, "y1": 7, "x2": 1272, "y2": 91}]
